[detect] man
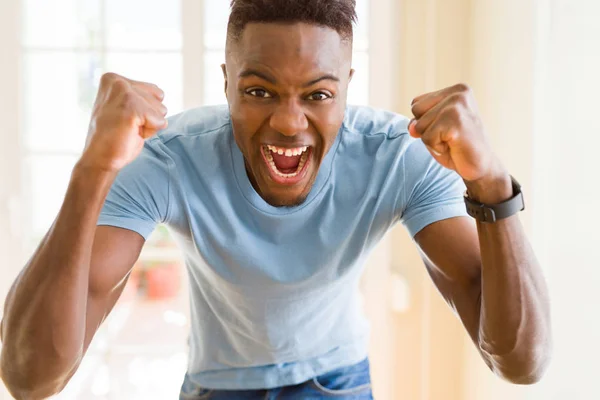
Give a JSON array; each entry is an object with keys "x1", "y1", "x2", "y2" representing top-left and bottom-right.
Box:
[{"x1": 0, "y1": 0, "x2": 551, "y2": 399}]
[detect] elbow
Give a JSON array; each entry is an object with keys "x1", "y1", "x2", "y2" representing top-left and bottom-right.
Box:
[
  {"x1": 487, "y1": 341, "x2": 553, "y2": 385},
  {"x1": 1, "y1": 348, "x2": 79, "y2": 400},
  {"x1": 2, "y1": 381, "x2": 64, "y2": 400},
  {"x1": 1, "y1": 363, "x2": 68, "y2": 400},
  {"x1": 0, "y1": 365, "x2": 62, "y2": 400},
  {"x1": 496, "y1": 362, "x2": 548, "y2": 385}
]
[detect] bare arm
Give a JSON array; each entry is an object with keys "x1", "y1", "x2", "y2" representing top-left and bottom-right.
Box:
[
  {"x1": 407, "y1": 83, "x2": 552, "y2": 384},
  {"x1": 0, "y1": 167, "x2": 143, "y2": 399},
  {"x1": 0, "y1": 72, "x2": 168, "y2": 399},
  {"x1": 415, "y1": 175, "x2": 551, "y2": 384}
]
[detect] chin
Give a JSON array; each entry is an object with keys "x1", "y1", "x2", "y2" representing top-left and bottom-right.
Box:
[{"x1": 263, "y1": 187, "x2": 311, "y2": 208}]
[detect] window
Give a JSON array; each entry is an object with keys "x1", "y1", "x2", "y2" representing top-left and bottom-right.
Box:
[
  {"x1": 22, "y1": 0, "x2": 185, "y2": 250},
  {"x1": 21, "y1": 1, "x2": 187, "y2": 398}
]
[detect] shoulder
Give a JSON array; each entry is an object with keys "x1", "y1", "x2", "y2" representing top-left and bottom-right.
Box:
[
  {"x1": 340, "y1": 105, "x2": 421, "y2": 162},
  {"x1": 343, "y1": 105, "x2": 411, "y2": 140},
  {"x1": 148, "y1": 105, "x2": 231, "y2": 147}
]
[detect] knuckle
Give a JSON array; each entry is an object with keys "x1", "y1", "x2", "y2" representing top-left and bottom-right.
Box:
[
  {"x1": 411, "y1": 102, "x2": 421, "y2": 115},
  {"x1": 100, "y1": 72, "x2": 115, "y2": 85},
  {"x1": 454, "y1": 82, "x2": 471, "y2": 94},
  {"x1": 447, "y1": 104, "x2": 462, "y2": 119},
  {"x1": 443, "y1": 105, "x2": 463, "y2": 125},
  {"x1": 121, "y1": 90, "x2": 138, "y2": 106},
  {"x1": 448, "y1": 90, "x2": 462, "y2": 102},
  {"x1": 152, "y1": 85, "x2": 165, "y2": 99},
  {"x1": 113, "y1": 78, "x2": 130, "y2": 92},
  {"x1": 414, "y1": 119, "x2": 426, "y2": 134},
  {"x1": 449, "y1": 92, "x2": 469, "y2": 109},
  {"x1": 100, "y1": 72, "x2": 125, "y2": 89},
  {"x1": 443, "y1": 104, "x2": 465, "y2": 128}
]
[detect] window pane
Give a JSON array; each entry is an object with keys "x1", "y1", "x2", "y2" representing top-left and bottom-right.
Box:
[
  {"x1": 106, "y1": 0, "x2": 182, "y2": 50},
  {"x1": 204, "y1": 51, "x2": 227, "y2": 106},
  {"x1": 204, "y1": 0, "x2": 230, "y2": 50},
  {"x1": 25, "y1": 155, "x2": 79, "y2": 244},
  {"x1": 355, "y1": 0, "x2": 369, "y2": 51},
  {"x1": 23, "y1": 0, "x2": 101, "y2": 49},
  {"x1": 23, "y1": 52, "x2": 101, "y2": 153},
  {"x1": 106, "y1": 53, "x2": 184, "y2": 116},
  {"x1": 348, "y1": 51, "x2": 369, "y2": 106}
]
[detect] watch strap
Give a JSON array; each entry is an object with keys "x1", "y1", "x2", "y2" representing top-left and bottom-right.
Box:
[{"x1": 464, "y1": 175, "x2": 525, "y2": 223}]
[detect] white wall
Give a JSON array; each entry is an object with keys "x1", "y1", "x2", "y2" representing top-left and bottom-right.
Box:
[
  {"x1": 0, "y1": 0, "x2": 23, "y2": 397},
  {"x1": 461, "y1": 1, "x2": 538, "y2": 398},
  {"x1": 392, "y1": 0, "x2": 473, "y2": 399},
  {"x1": 462, "y1": 1, "x2": 600, "y2": 399},
  {"x1": 394, "y1": 1, "x2": 600, "y2": 399},
  {"x1": 527, "y1": 1, "x2": 600, "y2": 398}
]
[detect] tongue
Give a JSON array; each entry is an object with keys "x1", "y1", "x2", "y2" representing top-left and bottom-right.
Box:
[{"x1": 272, "y1": 152, "x2": 301, "y2": 173}]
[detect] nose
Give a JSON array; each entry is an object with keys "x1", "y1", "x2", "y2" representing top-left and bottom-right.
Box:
[{"x1": 269, "y1": 97, "x2": 309, "y2": 137}]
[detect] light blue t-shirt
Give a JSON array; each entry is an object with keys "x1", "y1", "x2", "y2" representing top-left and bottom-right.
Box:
[{"x1": 98, "y1": 105, "x2": 467, "y2": 390}]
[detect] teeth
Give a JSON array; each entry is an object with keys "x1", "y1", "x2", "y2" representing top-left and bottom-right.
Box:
[
  {"x1": 263, "y1": 146, "x2": 310, "y2": 178},
  {"x1": 266, "y1": 145, "x2": 309, "y2": 157}
]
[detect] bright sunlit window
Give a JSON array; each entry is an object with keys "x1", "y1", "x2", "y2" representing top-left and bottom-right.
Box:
[{"x1": 22, "y1": 0, "x2": 184, "y2": 250}]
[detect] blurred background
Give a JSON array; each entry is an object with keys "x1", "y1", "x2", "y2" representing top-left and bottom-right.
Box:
[{"x1": 0, "y1": 0, "x2": 598, "y2": 399}]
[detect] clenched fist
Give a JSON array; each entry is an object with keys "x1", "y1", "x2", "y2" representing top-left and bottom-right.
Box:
[
  {"x1": 408, "y1": 83, "x2": 500, "y2": 183},
  {"x1": 409, "y1": 83, "x2": 513, "y2": 204},
  {"x1": 80, "y1": 72, "x2": 168, "y2": 171}
]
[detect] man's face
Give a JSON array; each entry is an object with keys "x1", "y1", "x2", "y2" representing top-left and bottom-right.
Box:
[{"x1": 223, "y1": 23, "x2": 353, "y2": 207}]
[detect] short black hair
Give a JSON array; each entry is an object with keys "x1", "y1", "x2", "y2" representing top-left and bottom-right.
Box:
[{"x1": 227, "y1": 0, "x2": 357, "y2": 43}]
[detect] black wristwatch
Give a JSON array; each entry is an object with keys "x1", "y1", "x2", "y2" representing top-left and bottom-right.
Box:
[{"x1": 464, "y1": 175, "x2": 525, "y2": 223}]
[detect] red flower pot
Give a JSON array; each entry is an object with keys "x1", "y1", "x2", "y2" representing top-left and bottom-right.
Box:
[{"x1": 145, "y1": 262, "x2": 181, "y2": 300}]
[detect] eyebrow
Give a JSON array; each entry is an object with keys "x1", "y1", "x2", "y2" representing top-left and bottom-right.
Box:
[{"x1": 238, "y1": 69, "x2": 340, "y2": 87}]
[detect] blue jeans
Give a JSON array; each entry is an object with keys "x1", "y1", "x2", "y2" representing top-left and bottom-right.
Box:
[{"x1": 180, "y1": 358, "x2": 373, "y2": 399}]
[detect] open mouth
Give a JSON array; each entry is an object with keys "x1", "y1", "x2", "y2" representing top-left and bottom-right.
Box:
[{"x1": 260, "y1": 144, "x2": 312, "y2": 185}]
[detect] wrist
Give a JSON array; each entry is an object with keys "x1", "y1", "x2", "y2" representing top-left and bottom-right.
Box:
[
  {"x1": 464, "y1": 164, "x2": 512, "y2": 204},
  {"x1": 72, "y1": 159, "x2": 119, "y2": 189},
  {"x1": 76, "y1": 149, "x2": 122, "y2": 174}
]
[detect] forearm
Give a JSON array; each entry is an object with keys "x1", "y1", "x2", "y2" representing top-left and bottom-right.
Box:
[
  {"x1": 467, "y1": 172, "x2": 552, "y2": 383},
  {"x1": 1, "y1": 163, "x2": 117, "y2": 398}
]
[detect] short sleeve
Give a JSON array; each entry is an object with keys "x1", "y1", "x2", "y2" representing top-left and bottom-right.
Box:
[
  {"x1": 97, "y1": 141, "x2": 171, "y2": 240},
  {"x1": 398, "y1": 140, "x2": 468, "y2": 237}
]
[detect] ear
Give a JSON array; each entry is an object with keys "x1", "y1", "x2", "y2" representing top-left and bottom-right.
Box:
[{"x1": 221, "y1": 64, "x2": 228, "y2": 96}]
